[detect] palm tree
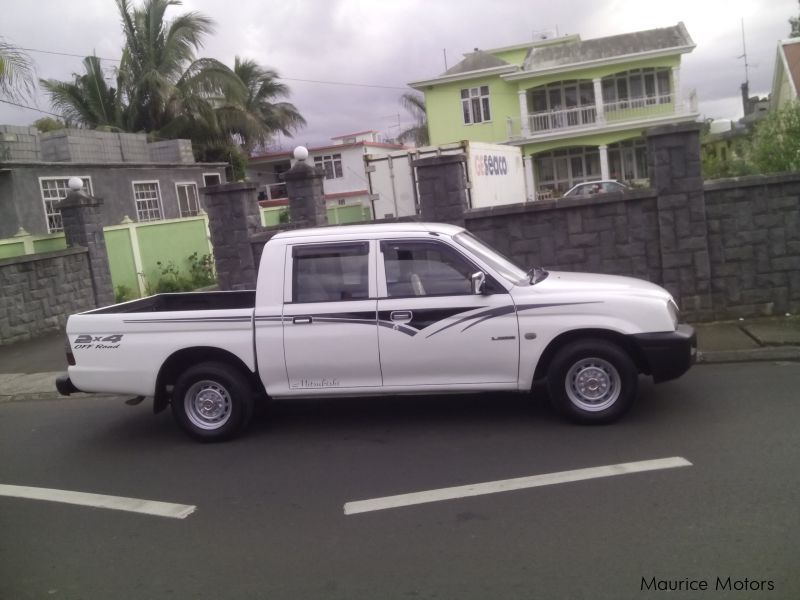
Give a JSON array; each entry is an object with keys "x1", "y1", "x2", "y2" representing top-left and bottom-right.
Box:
[
  {"x1": 397, "y1": 92, "x2": 429, "y2": 146},
  {"x1": 40, "y1": 56, "x2": 123, "y2": 129},
  {"x1": 229, "y1": 57, "x2": 306, "y2": 153},
  {"x1": 0, "y1": 37, "x2": 36, "y2": 101}
]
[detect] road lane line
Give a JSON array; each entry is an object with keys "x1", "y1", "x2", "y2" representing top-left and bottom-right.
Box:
[
  {"x1": 344, "y1": 456, "x2": 692, "y2": 516},
  {"x1": 0, "y1": 484, "x2": 196, "y2": 519}
]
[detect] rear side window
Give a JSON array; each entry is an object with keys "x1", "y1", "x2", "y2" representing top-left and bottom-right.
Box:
[{"x1": 291, "y1": 243, "x2": 369, "y2": 303}]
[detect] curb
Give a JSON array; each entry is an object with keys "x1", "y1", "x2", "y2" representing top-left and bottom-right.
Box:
[
  {"x1": 0, "y1": 392, "x2": 118, "y2": 403},
  {"x1": 697, "y1": 347, "x2": 800, "y2": 364}
]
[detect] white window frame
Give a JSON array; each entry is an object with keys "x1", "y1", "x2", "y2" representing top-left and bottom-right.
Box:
[
  {"x1": 313, "y1": 154, "x2": 343, "y2": 180},
  {"x1": 175, "y1": 181, "x2": 201, "y2": 217},
  {"x1": 461, "y1": 85, "x2": 492, "y2": 124},
  {"x1": 131, "y1": 180, "x2": 164, "y2": 222},
  {"x1": 202, "y1": 172, "x2": 221, "y2": 186},
  {"x1": 38, "y1": 175, "x2": 93, "y2": 233}
]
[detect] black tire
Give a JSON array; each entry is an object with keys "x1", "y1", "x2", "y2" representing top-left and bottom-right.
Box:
[
  {"x1": 546, "y1": 339, "x2": 638, "y2": 424},
  {"x1": 171, "y1": 361, "x2": 255, "y2": 441}
]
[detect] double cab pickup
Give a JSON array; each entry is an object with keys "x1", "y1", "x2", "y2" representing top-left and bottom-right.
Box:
[{"x1": 57, "y1": 222, "x2": 696, "y2": 441}]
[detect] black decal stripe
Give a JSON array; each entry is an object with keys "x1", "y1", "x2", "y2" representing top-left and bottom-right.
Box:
[
  {"x1": 460, "y1": 305, "x2": 517, "y2": 332},
  {"x1": 425, "y1": 305, "x2": 510, "y2": 338},
  {"x1": 377, "y1": 321, "x2": 418, "y2": 336},
  {"x1": 123, "y1": 316, "x2": 252, "y2": 324},
  {"x1": 515, "y1": 301, "x2": 602, "y2": 312}
]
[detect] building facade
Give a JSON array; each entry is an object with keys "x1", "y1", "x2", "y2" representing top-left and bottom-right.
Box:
[
  {"x1": 410, "y1": 23, "x2": 699, "y2": 198},
  {"x1": 770, "y1": 37, "x2": 800, "y2": 110},
  {"x1": 0, "y1": 126, "x2": 226, "y2": 238},
  {"x1": 247, "y1": 130, "x2": 407, "y2": 217}
]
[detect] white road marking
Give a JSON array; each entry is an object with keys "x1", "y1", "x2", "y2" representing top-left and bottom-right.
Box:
[
  {"x1": 344, "y1": 456, "x2": 692, "y2": 515},
  {"x1": 0, "y1": 484, "x2": 196, "y2": 519}
]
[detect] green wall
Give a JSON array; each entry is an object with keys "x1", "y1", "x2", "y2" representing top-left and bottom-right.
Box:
[
  {"x1": 0, "y1": 241, "x2": 25, "y2": 259},
  {"x1": 105, "y1": 228, "x2": 139, "y2": 294},
  {"x1": 136, "y1": 219, "x2": 211, "y2": 290}
]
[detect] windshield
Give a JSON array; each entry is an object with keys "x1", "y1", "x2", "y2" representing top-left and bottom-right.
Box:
[{"x1": 453, "y1": 232, "x2": 530, "y2": 285}]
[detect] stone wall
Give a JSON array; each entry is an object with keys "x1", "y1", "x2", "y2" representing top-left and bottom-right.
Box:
[
  {"x1": 465, "y1": 189, "x2": 663, "y2": 285},
  {"x1": 705, "y1": 174, "x2": 800, "y2": 317},
  {"x1": 0, "y1": 248, "x2": 95, "y2": 345}
]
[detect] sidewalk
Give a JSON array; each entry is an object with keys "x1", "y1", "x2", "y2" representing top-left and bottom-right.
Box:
[{"x1": 1, "y1": 317, "x2": 799, "y2": 401}]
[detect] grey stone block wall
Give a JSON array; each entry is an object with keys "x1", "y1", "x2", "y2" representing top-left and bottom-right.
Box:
[
  {"x1": 465, "y1": 190, "x2": 662, "y2": 285},
  {"x1": 283, "y1": 161, "x2": 328, "y2": 227},
  {"x1": 58, "y1": 190, "x2": 115, "y2": 307},
  {"x1": 148, "y1": 139, "x2": 195, "y2": 164},
  {"x1": 203, "y1": 182, "x2": 263, "y2": 290},
  {"x1": 414, "y1": 154, "x2": 469, "y2": 225},
  {"x1": 0, "y1": 125, "x2": 41, "y2": 161},
  {"x1": 0, "y1": 248, "x2": 95, "y2": 346},
  {"x1": 705, "y1": 174, "x2": 800, "y2": 318}
]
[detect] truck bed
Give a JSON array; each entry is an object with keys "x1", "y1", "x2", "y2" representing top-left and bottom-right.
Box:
[{"x1": 86, "y1": 291, "x2": 256, "y2": 314}]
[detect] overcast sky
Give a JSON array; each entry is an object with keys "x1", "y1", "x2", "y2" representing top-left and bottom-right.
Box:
[{"x1": 0, "y1": 0, "x2": 796, "y2": 150}]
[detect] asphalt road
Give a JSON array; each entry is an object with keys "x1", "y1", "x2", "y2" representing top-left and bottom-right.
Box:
[{"x1": 1, "y1": 362, "x2": 798, "y2": 600}]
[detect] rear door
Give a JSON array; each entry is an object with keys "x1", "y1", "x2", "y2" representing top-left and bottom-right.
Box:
[
  {"x1": 282, "y1": 240, "x2": 381, "y2": 391},
  {"x1": 376, "y1": 239, "x2": 519, "y2": 388}
]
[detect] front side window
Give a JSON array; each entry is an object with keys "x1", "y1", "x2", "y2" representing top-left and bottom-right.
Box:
[
  {"x1": 382, "y1": 241, "x2": 476, "y2": 297},
  {"x1": 39, "y1": 177, "x2": 92, "y2": 233},
  {"x1": 176, "y1": 182, "x2": 200, "y2": 217},
  {"x1": 133, "y1": 181, "x2": 163, "y2": 221},
  {"x1": 292, "y1": 242, "x2": 369, "y2": 303},
  {"x1": 461, "y1": 86, "x2": 491, "y2": 124},
  {"x1": 313, "y1": 154, "x2": 343, "y2": 179}
]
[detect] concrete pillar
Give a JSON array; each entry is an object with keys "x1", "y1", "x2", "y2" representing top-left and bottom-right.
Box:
[
  {"x1": 58, "y1": 181, "x2": 114, "y2": 307},
  {"x1": 593, "y1": 78, "x2": 606, "y2": 124},
  {"x1": 646, "y1": 121, "x2": 712, "y2": 320},
  {"x1": 202, "y1": 182, "x2": 261, "y2": 291},
  {"x1": 671, "y1": 65, "x2": 681, "y2": 109},
  {"x1": 599, "y1": 144, "x2": 610, "y2": 180},
  {"x1": 282, "y1": 148, "x2": 328, "y2": 227},
  {"x1": 523, "y1": 155, "x2": 536, "y2": 201},
  {"x1": 518, "y1": 90, "x2": 530, "y2": 137},
  {"x1": 412, "y1": 154, "x2": 469, "y2": 225}
]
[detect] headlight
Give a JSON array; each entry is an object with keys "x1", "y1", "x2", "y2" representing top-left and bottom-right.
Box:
[{"x1": 667, "y1": 298, "x2": 680, "y2": 328}]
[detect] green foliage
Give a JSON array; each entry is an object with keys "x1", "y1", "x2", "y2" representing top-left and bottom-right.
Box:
[
  {"x1": 0, "y1": 37, "x2": 35, "y2": 101},
  {"x1": 750, "y1": 102, "x2": 800, "y2": 174},
  {"x1": 278, "y1": 208, "x2": 290, "y2": 224},
  {"x1": 702, "y1": 151, "x2": 756, "y2": 179},
  {"x1": 791, "y1": 0, "x2": 800, "y2": 37},
  {"x1": 148, "y1": 252, "x2": 217, "y2": 294},
  {"x1": 397, "y1": 92, "x2": 429, "y2": 146},
  {"x1": 115, "y1": 284, "x2": 137, "y2": 303},
  {"x1": 33, "y1": 117, "x2": 66, "y2": 133}
]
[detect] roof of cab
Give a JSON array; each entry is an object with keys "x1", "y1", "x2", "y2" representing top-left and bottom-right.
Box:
[{"x1": 271, "y1": 222, "x2": 466, "y2": 240}]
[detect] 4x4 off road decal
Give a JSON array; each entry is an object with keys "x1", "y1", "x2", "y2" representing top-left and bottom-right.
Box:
[{"x1": 73, "y1": 334, "x2": 124, "y2": 350}]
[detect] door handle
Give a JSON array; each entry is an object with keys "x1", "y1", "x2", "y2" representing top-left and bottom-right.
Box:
[
  {"x1": 390, "y1": 311, "x2": 412, "y2": 322},
  {"x1": 292, "y1": 316, "x2": 313, "y2": 324}
]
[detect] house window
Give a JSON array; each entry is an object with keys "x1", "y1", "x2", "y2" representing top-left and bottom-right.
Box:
[
  {"x1": 602, "y1": 68, "x2": 672, "y2": 105},
  {"x1": 176, "y1": 183, "x2": 200, "y2": 217},
  {"x1": 39, "y1": 176, "x2": 93, "y2": 233},
  {"x1": 461, "y1": 86, "x2": 491, "y2": 124},
  {"x1": 608, "y1": 139, "x2": 649, "y2": 181},
  {"x1": 203, "y1": 172, "x2": 221, "y2": 186},
  {"x1": 132, "y1": 181, "x2": 163, "y2": 221},
  {"x1": 533, "y1": 147, "x2": 601, "y2": 196},
  {"x1": 314, "y1": 154, "x2": 343, "y2": 179}
]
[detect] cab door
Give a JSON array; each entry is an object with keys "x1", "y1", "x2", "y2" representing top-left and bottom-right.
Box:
[
  {"x1": 282, "y1": 240, "x2": 381, "y2": 392},
  {"x1": 376, "y1": 239, "x2": 519, "y2": 388}
]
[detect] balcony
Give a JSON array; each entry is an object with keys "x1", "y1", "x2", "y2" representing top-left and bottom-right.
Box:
[{"x1": 506, "y1": 92, "x2": 694, "y2": 141}]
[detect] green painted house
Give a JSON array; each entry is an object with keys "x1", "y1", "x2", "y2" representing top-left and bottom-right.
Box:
[{"x1": 409, "y1": 23, "x2": 698, "y2": 198}]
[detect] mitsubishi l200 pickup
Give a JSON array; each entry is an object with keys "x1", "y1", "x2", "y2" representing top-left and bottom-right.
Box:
[{"x1": 57, "y1": 222, "x2": 696, "y2": 441}]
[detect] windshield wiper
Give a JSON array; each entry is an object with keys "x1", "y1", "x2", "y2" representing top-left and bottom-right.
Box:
[{"x1": 527, "y1": 266, "x2": 549, "y2": 285}]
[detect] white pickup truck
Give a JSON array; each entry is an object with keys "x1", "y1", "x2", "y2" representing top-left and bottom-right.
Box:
[{"x1": 57, "y1": 222, "x2": 696, "y2": 441}]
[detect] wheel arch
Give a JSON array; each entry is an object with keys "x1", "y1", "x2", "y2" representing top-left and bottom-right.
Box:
[
  {"x1": 533, "y1": 328, "x2": 649, "y2": 384},
  {"x1": 153, "y1": 347, "x2": 263, "y2": 413}
]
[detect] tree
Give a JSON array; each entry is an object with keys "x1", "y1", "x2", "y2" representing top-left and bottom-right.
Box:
[
  {"x1": 33, "y1": 117, "x2": 67, "y2": 132},
  {"x1": 41, "y1": 56, "x2": 123, "y2": 129},
  {"x1": 227, "y1": 56, "x2": 305, "y2": 153},
  {"x1": 397, "y1": 92, "x2": 429, "y2": 146},
  {"x1": 0, "y1": 37, "x2": 35, "y2": 101},
  {"x1": 750, "y1": 101, "x2": 800, "y2": 173}
]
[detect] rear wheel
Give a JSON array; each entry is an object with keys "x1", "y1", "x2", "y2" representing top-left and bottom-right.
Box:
[
  {"x1": 547, "y1": 339, "x2": 638, "y2": 423},
  {"x1": 171, "y1": 362, "x2": 255, "y2": 441}
]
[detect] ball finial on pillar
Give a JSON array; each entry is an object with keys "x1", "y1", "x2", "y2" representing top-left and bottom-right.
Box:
[
  {"x1": 293, "y1": 146, "x2": 309, "y2": 162},
  {"x1": 68, "y1": 177, "x2": 84, "y2": 191}
]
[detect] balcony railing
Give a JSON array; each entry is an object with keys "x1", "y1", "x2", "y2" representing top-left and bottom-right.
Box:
[{"x1": 506, "y1": 92, "x2": 684, "y2": 140}]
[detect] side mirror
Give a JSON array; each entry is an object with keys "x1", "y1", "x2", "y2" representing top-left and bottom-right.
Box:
[{"x1": 471, "y1": 271, "x2": 486, "y2": 295}]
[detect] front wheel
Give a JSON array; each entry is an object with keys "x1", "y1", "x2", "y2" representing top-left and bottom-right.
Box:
[
  {"x1": 171, "y1": 362, "x2": 255, "y2": 441},
  {"x1": 547, "y1": 339, "x2": 638, "y2": 423}
]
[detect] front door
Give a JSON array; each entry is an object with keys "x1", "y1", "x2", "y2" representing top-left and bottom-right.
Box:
[
  {"x1": 376, "y1": 239, "x2": 519, "y2": 388},
  {"x1": 282, "y1": 240, "x2": 381, "y2": 391}
]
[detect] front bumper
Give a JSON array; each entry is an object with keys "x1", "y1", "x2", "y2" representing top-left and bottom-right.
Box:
[{"x1": 630, "y1": 324, "x2": 697, "y2": 383}]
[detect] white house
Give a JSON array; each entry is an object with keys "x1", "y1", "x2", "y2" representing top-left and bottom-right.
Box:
[{"x1": 247, "y1": 131, "x2": 407, "y2": 218}]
